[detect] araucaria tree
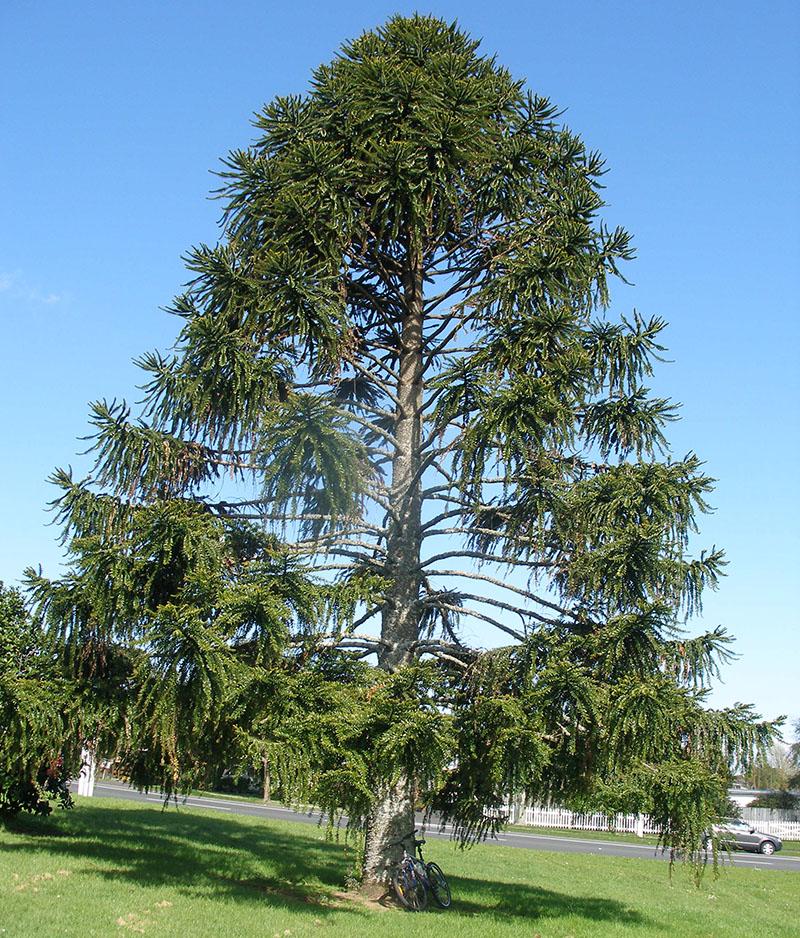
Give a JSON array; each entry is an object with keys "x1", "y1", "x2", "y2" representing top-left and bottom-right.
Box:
[{"x1": 31, "y1": 16, "x2": 776, "y2": 883}]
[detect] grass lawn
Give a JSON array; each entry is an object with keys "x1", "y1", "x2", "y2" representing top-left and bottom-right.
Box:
[{"x1": 2, "y1": 797, "x2": 797, "y2": 938}]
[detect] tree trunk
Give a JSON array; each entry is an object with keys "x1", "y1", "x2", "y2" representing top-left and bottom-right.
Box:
[
  {"x1": 262, "y1": 755, "x2": 271, "y2": 803},
  {"x1": 362, "y1": 775, "x2": 417, "y2": 884},
  {"x1": 362, "y1": 247, "x2": 425, "y2": 884}
]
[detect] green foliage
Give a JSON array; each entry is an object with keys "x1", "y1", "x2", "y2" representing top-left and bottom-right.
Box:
[
  {"x1": 26, "y1": 504, "x2": 329, "y2": 800},
  {"x1": 790, "y1": 718, "x2": 800, "y2": 779},
  {"x1": 0, "y1": 583, "x2": 76, "y2": 816},
  {"x1": 28, "y1": 14, "x2": 779, "y2": 881},
  {"x1": 256, "y1": 393, "x2": 374, "y2": 534},
  {"x1": 749, "y1": 790, "x2": 799, "y2": 810}
]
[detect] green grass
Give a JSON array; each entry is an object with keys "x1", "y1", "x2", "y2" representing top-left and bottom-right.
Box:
[
  {"x1": 778, "y1": 841, "x2": 800, "y2": 856},
  {"x1": 2, "y1": 797, "x2": 797, "y2": 938},
  {"x1": 507, "y1": 822, "x2": 660, "y2": 845}
]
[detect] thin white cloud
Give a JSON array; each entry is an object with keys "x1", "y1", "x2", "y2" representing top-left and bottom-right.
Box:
[
  {"x1": 27, "y1": 288, "x2": 63, "y2": 305},
  {"x1": 0, "y1": 271, "x2": 62, "y2": 305}
]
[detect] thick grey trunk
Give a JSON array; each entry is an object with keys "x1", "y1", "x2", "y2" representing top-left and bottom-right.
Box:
[
  {"x1": 362, "y1": 248, "x2": 425, "y2": 885},
  {"x1": 361, "y1": 775, "x2": 416, "y2": 883}
]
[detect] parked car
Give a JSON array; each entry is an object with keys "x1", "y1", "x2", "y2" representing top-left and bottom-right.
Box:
[{"x1": 705, "y1": 819, "x2": 783, "y2": 855}]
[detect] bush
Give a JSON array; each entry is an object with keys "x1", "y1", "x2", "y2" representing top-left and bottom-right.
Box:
[{"x1": 0, "y1": 582, "x2": 76, "y2": 817}]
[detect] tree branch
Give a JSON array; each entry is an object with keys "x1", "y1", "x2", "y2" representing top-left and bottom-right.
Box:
[
  {"x1": 417, "y1": 549, "x2": 549, "y2": 571},
  {"x1": 426, "y1": 569, "x2": 582, "y2": 620},
  {"x1": 433, "y1": 602, "x2": 526, "y2": 642}
]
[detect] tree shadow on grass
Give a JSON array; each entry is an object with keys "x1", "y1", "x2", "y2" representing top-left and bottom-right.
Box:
[
  {"x1": 2, "y1": 802, "x2": 356, "y2": 918},
  {"x1": 442, "y1": 874, "x2": 656, "y2": 930},
  {"x1": 2, "y1": 804, "x2": 656, "y2": 929}
]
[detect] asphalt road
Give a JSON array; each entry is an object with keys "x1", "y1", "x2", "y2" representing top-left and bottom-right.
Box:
[{"x1": 86, "y1": 779, "x2": 800, "y2": 873}]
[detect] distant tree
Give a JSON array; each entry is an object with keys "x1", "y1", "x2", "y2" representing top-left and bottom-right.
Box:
[
  {"x1": 749, "y1": 790, "x2": 798, "y2": 810},
  {"x1": 745, "y1": 742, "x2": 798, "y2": 808},
  {"x1": 790, "y1": 719, "x2": 800, "y2": 787},
  {"x1": 30, "y1": 15, "x2": 777, "y2": 882},
  {"x1": 0, "y1": 582, "x2": 74, "y2": 816}
]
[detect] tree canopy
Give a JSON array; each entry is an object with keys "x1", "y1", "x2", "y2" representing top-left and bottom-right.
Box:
[
  {"x1": 26, "y1": 15, "x2": 777, "y2": 881},
  {"x1": 0, "y1": 582, "x2": 75, "y2": 816}
]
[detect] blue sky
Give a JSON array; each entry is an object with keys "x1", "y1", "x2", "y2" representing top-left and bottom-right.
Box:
[{"x1": 1, "y1": 1, "x2": 798, "y2": 732}]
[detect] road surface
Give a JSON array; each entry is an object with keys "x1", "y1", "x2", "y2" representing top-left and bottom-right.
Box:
[{"x1": 85, "y1": 778, "x2": 800, "y2": 873}]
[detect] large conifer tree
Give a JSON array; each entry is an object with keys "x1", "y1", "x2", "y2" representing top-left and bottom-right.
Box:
[{"x1": 31, "y1": 16, "x2": 775, "y2": 883}]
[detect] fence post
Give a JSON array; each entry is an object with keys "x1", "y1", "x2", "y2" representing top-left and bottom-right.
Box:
[
  {"x1": 77, "y1": 746, "x2": 96, "y2": 797},
  {"x1": 635, "y1": 814, "x2": 644, "y2": 838}
]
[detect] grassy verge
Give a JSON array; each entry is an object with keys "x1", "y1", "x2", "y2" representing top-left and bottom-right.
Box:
[
  {"x1": 506, "y1": 822, "x2": 659, "y2": 845},
  {"x1": 2, "y1": 796, "x2": 798, "y2": 937}
]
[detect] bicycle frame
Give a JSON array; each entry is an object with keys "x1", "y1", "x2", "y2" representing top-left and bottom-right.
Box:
[{"x1": 387, "y1": 829, "x2": 451, "y2": 910}]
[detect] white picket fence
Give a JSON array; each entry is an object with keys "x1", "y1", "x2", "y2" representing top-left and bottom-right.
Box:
[
  {"x1": 512, "y1": 803, "x2": 660, "y2": 837},
  {"x1": 509, "y1": 803, "x2": 800, "y2": 841},
  {"x1": 739, "y1": 808, "x2": 800, "y2": 841}
]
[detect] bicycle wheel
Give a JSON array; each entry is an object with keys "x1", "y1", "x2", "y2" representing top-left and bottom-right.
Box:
[
  {"x1": 426, "y1": 862, "x2": 451, "y2": 908},
  {"x1": 392, "y1": 863, "x2": 428, "y2": 911}
]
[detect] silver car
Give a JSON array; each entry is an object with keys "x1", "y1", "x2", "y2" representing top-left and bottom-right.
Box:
[{"x1": 706, "y1": 819, "x2": 783, "y2": 856}]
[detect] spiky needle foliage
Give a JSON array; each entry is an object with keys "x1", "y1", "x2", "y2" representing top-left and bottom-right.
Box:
[
  {"x1": 29, "y1": 16, "x2": 777, "y2": 882},
  {"x1": 0, "y1": 582, "x2": 78, "y2": 816}
]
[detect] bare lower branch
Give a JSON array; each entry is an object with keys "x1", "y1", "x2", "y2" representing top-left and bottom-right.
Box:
[
  {"x1": 430, "y1": 590, "x2": 532, "y2": 620},
  {"x1": 341, "y1": 357, "x2": 402, "y2": 408},
  {"x1": 291, "y1": 547, "x2": 386, "y2": 569},
  {"x1": 331, "y1": 636, "x2": 390, "y2": 650},
  {"x1": 289, "y1": 537, "x2": 387, "y2": 555},
  {"x1": 418, "y1": 648, "x2": 470, "y2": 670},
  {"x1": 423, "y1": 525, "x2": 546, "y2": 551},
  {"x1": 331, "y1": 407, "x2": 401, "y2": 450},
  {"x1": 353, "y1": 348, "x2": 401, "y2": 384},
  {"x1": 258, "y1": 513, "x2": 387, "y2": 536},
  {"x1": 347, "y1": 605, "x2": 383, "y2": 632},
  {"x1": 417, "y1": 550, "x2": 549, "y2": 570},
  {"x1": 434, "y1": 602, "x2": 526, "y2": 642},
  {"x1": 308, "y1": 563, "x2": 362, "y2": 573},
  {"x1": 426, "y1": 569, "x2": 582, "y2": 620},
  {"x1": 432, "y1": 651, "x2": 470, "y2": 670},
  {"x1": 420, "y1": 508, "x2": 464, "y2": 532}
]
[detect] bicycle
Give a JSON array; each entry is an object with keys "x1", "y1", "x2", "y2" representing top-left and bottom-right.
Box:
[{"x1": 388, "y1": 830, "x2": 452, "y2": 911}]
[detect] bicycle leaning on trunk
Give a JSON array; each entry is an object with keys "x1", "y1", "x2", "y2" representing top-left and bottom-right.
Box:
[{"x1": 387, "y1": 830, "x2": 452, "y2": 911}]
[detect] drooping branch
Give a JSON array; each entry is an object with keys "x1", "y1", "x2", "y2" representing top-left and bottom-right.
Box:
[
  {"x1": 420, "y1": 507, "x2": 465, "y2": 532},
  {"x1": 288, "y1": 537, "x2": 387, "y2": 556},
  {"x1": 352, "y1": 347, "x2": 401, "y2": 384},
  {"x1": 255, "y1": 512, "x2": 387, "y2": 537},
  {"x1": 432, "y1": 602, "x2": 526, "y2": 642},
  {"x1": 418, "y1": 549, "x2": 550, "y2": 570},
  {"x1": 425, "y1": 568, "x2": 584, "y2": 621},
  {"x1": 437, "y1": 590, "x2": 550, "y2": 624},
  {"x1": 340, "y1": 357, "x2": 402, "y2": 407}
]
